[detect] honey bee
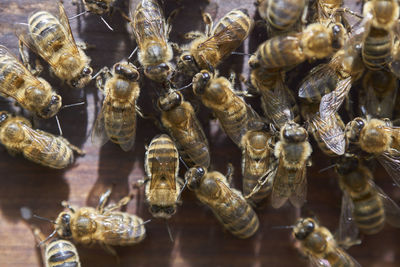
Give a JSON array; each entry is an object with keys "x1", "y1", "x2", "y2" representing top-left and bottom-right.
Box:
[
  {"x1": 158, "y1": 90, "x2": 210, "y2": 168},
  {"x1": 248, "y1": 22, "x2": 344, "y2": 71},
  {"x1": 192, "y1": 70, "x2": 264, "y2": 147},
  {"x1": 130, "y1": 0, "x2": 173, "y2": 82},
  {"x1": 82, "y1": 0, "x2": 115, "y2": 15},
  {"x1": 178, "y1": 8, "x2": 253, "y2": 75},
  {"x1": 144, "y1": 134, "x2": 182, "y2": 219},
  {"x1": 240, "y1": 129, "x2": 275, "y2": 207},
  {"x1": 185, "y1": 165, "x2": 260, "y2": 238},
  {"x1": 335, "y1": 154, "x2": 400, "y2": 240},
  {"x1": 91, "y1": 61, "x2": 140, "y2": 152},
  {"x1": 55, "y1": 189, "x2": 146, "y2": 256},
  {"x1": 344, "y1": 116, "x2": 400, "y2": 188},
  {"x1": 293, "y1": 217, "x2": 361, "y2": 267},
  {"x1": 256, "y1": 0, "x2": 307, "y2": 35},
  {"x1": 359, "y1": 69, "x2": 398, "y2": 119},
  {"x1": 0, "y1": 111, "x2": 84, "y2": 169},
  {"x1": 19, "y1": 3, "x2": 93, "y2": 88},
  {"x1": 0, "y1": 45, "x2": 61, "y2": 119},
  {"x1": 31, "y1": 226, "x2": 82, "y2": 267}
]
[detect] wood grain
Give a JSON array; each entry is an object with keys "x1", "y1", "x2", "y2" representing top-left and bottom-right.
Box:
[{"x1": 0, "y1": 0, "x2": 399, "y2": 266}]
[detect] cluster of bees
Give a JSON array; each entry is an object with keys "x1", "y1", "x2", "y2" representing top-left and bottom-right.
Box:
[{"x1": 2, "y1": 0, "x2": 400, "y2": 266}]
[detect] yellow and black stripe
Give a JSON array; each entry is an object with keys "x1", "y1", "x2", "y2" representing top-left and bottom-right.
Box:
[
  {"x1": 45, "y1": 239, "x2": 81, "y2": 267},
  {"x1": 362, "y1": 27, "x2": 391, "y2": 70},
  {"x1": 267, "y1": 0, "x2": 305, "y2": 31}
]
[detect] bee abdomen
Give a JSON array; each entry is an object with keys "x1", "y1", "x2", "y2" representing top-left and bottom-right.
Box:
[
  {"x1": 243, "y1": 173, "x2": 271, "y2": 205},
  {"x1": 45, "y1": 239, "x2": 81, "y2": 267},
  {"x1": 218, "y1": 202, "x2": 259, "y2": 238},
  {"x1": 217, "y1": 102, "x2": 248, "y2": 144},
  {"x1": 362, "y1": 28, "x2": 391, "y2": 70},
  {"x1": 105, "y1": 107, "x2": 136, "y2": 145},
  {"x1": 177, "y1": 136, "x2": 210, "y2": 167},
  {"x1": 29, "y1": 12, "x2": 66, "y2": 54},
  {"x1": 214, "y1": 9, "x2": 252, "y2": 43},
  {"x1": 258, "y1": 36, "x2": 304, "y2": 69},
  {"x1": 353, "y1": 197, "x2": 385, "y2": 234},
  {"x1": 0, "y1": 56, "x2": 25, "y2": 91},
  {"x1": 118, "y1": 213, "x2": 146, "y2": 245},
  {"x1": 134, "y1": 0, "x2": 163, "y2": 37},
  {"x1": 267, "y1": 0, "x2": 305, "y2": 31}
]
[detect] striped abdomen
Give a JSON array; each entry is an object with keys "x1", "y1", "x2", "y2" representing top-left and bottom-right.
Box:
[
  {"x1": 104, "y1": 100, "x2": 136, "y2": 149},
  {"x1": 100, "y1": 212, "x2": 146, "y2": 245},
  {"x1": 45, "y1": 239, "x2": 81, "y2": 267},
  {"x1": 213, "y1": 190, "x2": 259, "y2": 239},
  {"x1": 0, "y1": 53, "x2": 27, "y2": 95},
  {"x1": 29, "y1": 11, "x2": 66, "y2": 62},
  {"x1": 267, "y1": 0, "x2": 305, "y2": 31},
  {"x1": 161, "y1": 102, "x2": 210, "y2": 168},
  {"x1": 257, "y1": 35, "x2": 305, "y2": 69},
  {"x1": 362, "y1": 27, "x2": 392, "y2": 70},
  {"x1": 352, "y1": 188, "x2": 385, "y2": 235}
]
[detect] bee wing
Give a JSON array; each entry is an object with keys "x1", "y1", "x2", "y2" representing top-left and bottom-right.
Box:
[
  {"x1": 298, "y1": 63, "x2": 338, "y2": 102},
  {"x1": 319, "y1": 76, "x2": 352, "y2": 119},
  {"x1": 57, "y1": 2, "x2": 78, "y2": 46},
  {"x1": 0, "y1": 45, "x2": 42, "y2": 101},
  {"x1": 373, "y1": 181, "x2": 400, "y2": 227},
  {"x1": 336, "y1": 190, "x2": 359, "y2": 248},
  {"x1": 378, "y1": 148, "x2": 400, "y2": 188},
  {"x1": 131, "y1": 0, "x2": 167, "y2": 51},
  {"x1": 98, "y1": 214, "x2": 145, "y2": 240},
  {"x1": 117, "y1": 107, "x2": 137, "y2": 152},
  {"x1": 91, "y1": 99, "x2": 110, "y2": 147},
  {"x1": 311, "y1": 113, "x2": 345, "y2": 155},
  {"x1": 271, "y1": 155, "x2": 290, "y2": 208},
  {"x1": 261, "y1": 79, "x2": 294, "y2": 129},
  {"x1": 149, "y1": 144, "x2": 179, "y2": 191},
  {"x1": 307, "y1": 247, "x2": 361, "y2": 267},
  {"x1": 289, "y1": 165, "x2": 307, "y2": 209}
]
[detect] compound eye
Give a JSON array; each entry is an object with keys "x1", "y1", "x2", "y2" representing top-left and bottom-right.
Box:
[
  {"x1": 332, "y1": 24, "x2": 341, "y2": 35},
  {"x1": 202, "y1": 71, "x2": 210, "y2": 82},
  {"x1": 126, "y1": 71, "x2": 139, "y2": 80},
  {"x1": 183, "y1": 55, "x2": 193, "y2": 61},
  {"x1": 71, "y1": 80, "x2": 78, "y2": 88},
  {"x1": 114, "y1": 63, "x2": 122, "y2": 73},
  {"x1": 305, "y1": 221, "x2": 315, "y2": 233},
  {"x1": 355, "y1": 118, "x2": 365, "y2": 130},
  {"x1": 196, "y1": 166, "x2": 205, "y2": 177},
  {"x1": 159, "y1": 63, "x2": 170, "y2": 70},
  {"x1": 62, "y1": 214, "x2": 71, "y2": 224},
  {"x1": 295, "y1": 229, "x2": 307, "y2": 240},
  {"x1": 82, "y1": 67, "x2": 92, "y2": 75},
  {"x1": 165, "y1": 206, "x2": 175, "y2": 215}
]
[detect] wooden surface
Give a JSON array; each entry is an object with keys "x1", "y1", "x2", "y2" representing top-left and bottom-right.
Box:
[{"x1": 0, "y1": 0, "x2": 400, "y2": 266}]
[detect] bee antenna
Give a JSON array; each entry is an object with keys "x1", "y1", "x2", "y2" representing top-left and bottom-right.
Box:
[
  {"x1": 17, "y1": 22, "x2": 30, "y2": 26},
  {"x1": 32, "y1": 214, "x2": 56, "y2": 224},
  {"x1": 179, "y1": 156, "x2": 189, "y2": 170},
  {"x1": 318, "y1": 163, "x2": 338, "y2": 173},
  {"x1": 128, "y1": 47, "x2": 138, "y2": 60},
  {"x1": 99, "y1": 16, "x2": 114, "y2": 31},
  {"x1": 177, "y1": 178, "x2": 188, "y2": 201},
  {"x1": 176, "y1": 82, "x2": 193, "y2": 91},
  {"x1": 61, "y1": 102, "x2": 85, "y2": 110},
  {"x1": 61, "y1": 201, "x2": 76, "y2": 213},
  {"x1": 37, "y1": 229, "x2": 57, "y2": 247},
  {"x1": 165, "y1": 219, "x2": 174, "y2": 242},
  {"x1": 231, "y1": 51, "x2": 251, "y2": 56},
  {"x1": 92, "y1": 69, "x2": 104, "y2": 80},
  {"x1": 55, "y1": 115, "x2": 63, "y2": 136},
  {"x1": 69, "y1": 10, "x2": 88, "y2": 20},
  {"x1": 271, "y1": 225, "x2": 295, "y2": 230}
]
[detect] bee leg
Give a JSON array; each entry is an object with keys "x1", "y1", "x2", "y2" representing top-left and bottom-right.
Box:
[
  {"x1": 133, "y1": 177, "x2": 149, "y2": 189},
  {"x1": 101, "y1": 243, "x2": 120, "y2": 263},
  {"x1": 97, "y1": 188, "x2": 112, "y2": 213},
  {"x1": 59, "y1": 136, "x2": 85, "y2": 155},
  {"x1": 104, "y1": 194, "x2": 133, "y2": 213},
  {"x1": 18, "y1": 40, "x2": 42, "y2": 76},
  {"x1": 300, "y1": 3, "x2": 308, "y2": 26},
  {"x1": 225, "y1": 163, "x2": 234, "y2": 185},
  {"x1": 61, "y1": 201, "x2": 76, "y2": 213},
  {"x1": 6, "y1": 148, "x2": 19, "y2": 157},
  {"x1": 335, "y1": 8, "x2": 363, "y2": 19},
  {"x1": 166, "y1": 7, "x2": 183, "y2": 36},
  {"x1": 239, "y1": 74, "x2": 259, "y2": 97},
  {"x1": 183, "y1": 31, "x2": 204, "y2": 40},
  {"x1": 201, "y1": 12, "x2": 213, "y2": 37},
  {"x1": 76, "y1": 41, "x2": 95, "y2": 51},
  {"x1": 94, "y1": 67, "x2": 111, "y2": 93},
  {"x1": 170, "y1": 42, "x2": 182, "y2": 54}
]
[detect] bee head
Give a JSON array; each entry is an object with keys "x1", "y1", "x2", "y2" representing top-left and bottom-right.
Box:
[
  {"x1": 192, "y1": 70, "x2": 211, "y2": 95},
  {"x1": 149, "y1": 205, "x2": 176, "y2": 219},
  {"x1": 83, "y1": 0, "x2": 110, "y2": 15},
  {"x1": 293, "y1": 218, "x2": 315, "y2": 240},
  {"x1": 185, "y1": 166, "x2": 206, "y2": 190},
  {"x1": 248, "y1": 55, "x2": 260, "y2": 69},
  {"x1": 178, "y1": 53, "x2": 199, "y2": 76},
  {"x1": 70, "y1": 66, "x2": 93, "y2": 88},
  {"x1": 302, "y1": 23, "x2": 333, "y2": 59},
  {"x1": 39, "y1": 95, "x2": 62, "y2": 119},
  {"x1": 335, "y1": 154, "x2": 359, "y2": 175},
  {"x1": 144, "y1": 63, "x2": 172, "y2": 82},
  {"x1": 157, "y1": 91, "x2": 182, "y2": 111},
  {"x1": 331, "y1": 24, "x2": 344, "y2": 50},
  {"x1": 281, "y1": 123, "x2": 307, "y2": 143},
  {"x1": 0, "y1": 111, "x2": 10, "y2": 126},
  {"x1": 345, "y1": 117, "x2": 365, "y2": 143},
  {"x1": 114, "y1": 62, "x2": 140, "y2": 81},
  {"x1": 55, "y1": 211, "x2": 73, "y2": 239}
]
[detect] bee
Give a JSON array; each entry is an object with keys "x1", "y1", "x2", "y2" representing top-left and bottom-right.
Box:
[
  {"x1": 248, "y1": 22, "x2": 344, "y2": 71},
  {"x1": 344, "y1": 116, "x2": 400, "y2": 188},
  {"x1": 31, "y1": 226, "x2": 81, "y2": 267},
  {"x1": 55, "y1": 189, "x2": 146, "y2": 256},
  {"x1": 293, "y1": 217, "x2": 361, "y2": 267},
  {"x1": 82, "y1": 0, "x2": 115, "y2": 15},
  {"x1": 256, "y1": 0, "x2": 307, "y2": 36},
  {"x1": 0, "y1": 45, "x2": 61, "y2": 119},
  {"x1": 192, "y1": 70, "x2": 264, "y2": 147},
  {"x1": 130, "y1": 0, "x2": 173, "y2": 82},
  {"x1": 19, "y1": 3, "x2": 93, "y2": 88},
  {"x1": 185, "y1": 165, "x2": 260, "y2": 238},
  {"x1": 335, "y1": 154, "x2": 400, "y2": 240},
  {"x1": 144, "y1": 134, "x2": 182, "y2": 219},
  {"x1": 158, "y1": 90, "x2": 210, "y2": 168},
  {"x1": 178, "y1": 8, "x2": 253, "y2": 75},
  {"x1": 0, "y1": 111, "x2": 84, "y2": 169},
  {"x1": 359, "y1": 69, "x2": 398, "y2": 119},
  {"x1": 91, "y1": 61, "x2": 140, "y2": 152},
  {"x1": 240, "y1": 129, "x2": 275, "y2": 207}
]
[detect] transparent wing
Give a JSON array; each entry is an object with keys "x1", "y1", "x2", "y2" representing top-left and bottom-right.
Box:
[
  {"x1": 98, "y1": 213, "x2": 145, "y2": 240},
  {"x1": 311, "y1": 113, "x2": 345, "y2": 155},
  {"x1": 91, "y1": 99, "x2": 110, "y2": 147},
  {"x1": 378, "y1": 148, "x2": 400, "y2": 188},
  {"x1": 58, "y1": 2, "x2": 78, "y2": 46},
  {"x1": 319, "y1": 76, "x2": 352, "y2": 119},
  {"x1": 22, "y1": 124, "x2": 62, "y2": 159},
  {"x1": 373, "y1": 181, "x2": 400, "y2": 227},
  {"x1": 336, "y1": 190, "x2": 359, "y2": 248},
  {"x1": 289, "y1": 165, "x2": 307, "y2": 209},
  {"x1": 116, "y1": 107, "x2": 137, "y2": 152},
  {"x1": 271, "y1": 155, "x2": 290, "y2": 208}
]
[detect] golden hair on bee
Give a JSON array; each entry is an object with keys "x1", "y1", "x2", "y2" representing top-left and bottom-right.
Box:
[
  {"x1": 19, "y1": 2, "x2": 93, "y2": 88},
  {"x1": 0, "y1": 111, "x2": 83, "y2": 169}
]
